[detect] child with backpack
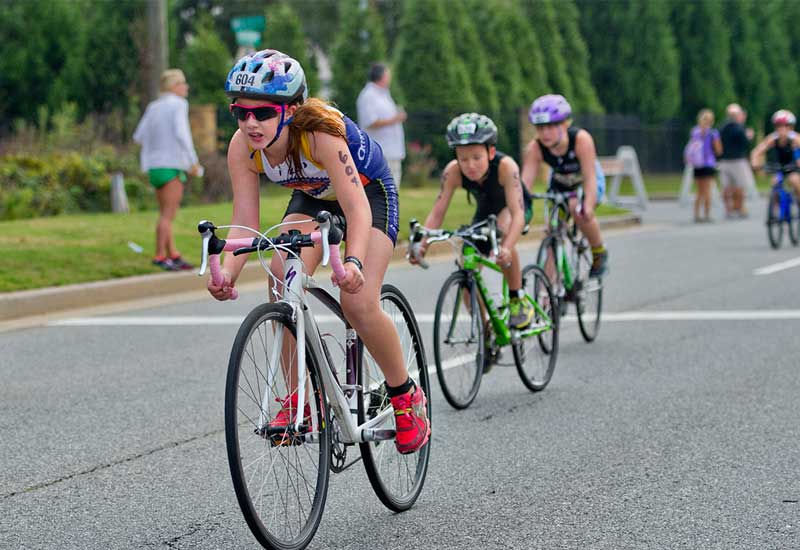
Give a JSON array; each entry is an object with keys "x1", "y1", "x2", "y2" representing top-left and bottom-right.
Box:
[{"x1": 685, "y1": 108, "x2": 723, "y2": 223}]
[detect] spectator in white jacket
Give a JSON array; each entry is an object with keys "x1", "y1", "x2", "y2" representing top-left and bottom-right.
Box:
[{"x1": 133, "y1": 69, "x2": 202, "y2": 270}]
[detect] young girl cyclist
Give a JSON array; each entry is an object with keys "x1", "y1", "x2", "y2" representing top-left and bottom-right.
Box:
[
  {"x1": 521, "y1": 94, "x2": 608, "y2": 277},
  {"x1": 410, "y1": 113, "x2": 534, "y2": 331},
  {"x1": 207, "y1": 49, "x2": 429, "y2": 454},
  {"x1": 750, "y1": 109, "x2": 800, "y2": 197}
]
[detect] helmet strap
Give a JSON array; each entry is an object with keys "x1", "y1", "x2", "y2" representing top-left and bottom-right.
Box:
[{"x1": 265, "y1": 105, "x2": 293, "y2": 149}]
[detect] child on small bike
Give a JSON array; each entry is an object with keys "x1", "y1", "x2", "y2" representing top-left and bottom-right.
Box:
[
  {"x1": 750, "y1": 109, "x2": 800, "y2": 195},
  {"x1": 410, "y1": 113, "x2": 534, "y2": 330},
  {"x1": 207, "y1": 49, "x2": 429, "y2": 454},
  {"x1": 521, "y1": 94, "x2": 608, "y2": 277}
]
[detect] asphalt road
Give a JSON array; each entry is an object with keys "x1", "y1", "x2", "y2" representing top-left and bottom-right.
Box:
[{"x1": 2, "y1": 200, "x2": 799, "y2": 550}]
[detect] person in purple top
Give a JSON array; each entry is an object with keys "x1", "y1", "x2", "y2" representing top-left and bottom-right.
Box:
[{"x1": 686, "y1": 108, "x2": 723, "y2": 223}]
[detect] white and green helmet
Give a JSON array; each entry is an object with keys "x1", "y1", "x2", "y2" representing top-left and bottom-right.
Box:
[{"x1": 446, "y1": 113, "x2": 498, "y2": 148}]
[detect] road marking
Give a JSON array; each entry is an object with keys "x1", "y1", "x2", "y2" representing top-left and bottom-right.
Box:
[
  {"x1": 50, "y1": 310, "x2": 800, "y2": 326},
  {"x1": 753, "y1": 256, "x2": 800, "y2": 276}
]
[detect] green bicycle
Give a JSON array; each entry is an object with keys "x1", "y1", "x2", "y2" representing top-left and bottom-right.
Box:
[
  {"x1": 409, "y1": 215, "x2": 559, "y2": 409},
  {"x1": 533, "y1": 191, "x2": 603, "y2": 342}
]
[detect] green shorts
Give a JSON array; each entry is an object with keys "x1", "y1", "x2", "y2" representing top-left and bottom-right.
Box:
[{"x1": 148, "y1": 168, "x2": 187, "y2": 189}]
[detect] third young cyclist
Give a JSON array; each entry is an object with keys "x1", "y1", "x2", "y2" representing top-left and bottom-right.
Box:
[
  {"x1": 750, "y1": 109, "x2": 800, "y2": 197},
  {"x1": 521, "y1": 94, "x2": 608, "y2": 277}
]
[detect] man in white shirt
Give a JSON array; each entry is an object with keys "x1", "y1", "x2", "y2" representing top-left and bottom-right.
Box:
[{"x1": 356, "y1": 63, "x2": 406, "y2": 186}]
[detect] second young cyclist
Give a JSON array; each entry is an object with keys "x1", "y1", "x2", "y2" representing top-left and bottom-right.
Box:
[
  {"x1": 411, "y1": 113, "x2": 534, "y2": 330},
  {"x1": 521, "y1": 94, "x2": 608, "y2": 277}
]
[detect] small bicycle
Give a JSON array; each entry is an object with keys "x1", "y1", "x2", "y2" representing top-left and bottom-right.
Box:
[
  {"x1": 408, "y1": 215, "x2": 559, "y2": 410},
  {"x1": 763, "y1": 163, "x2": 800, "y2": 249},
  {"x1": 532, "y1": 191, "x2": 603, "y2": 342},
  {"x1": 198, "y1": 211, "x2": 430, "y2": 550}
]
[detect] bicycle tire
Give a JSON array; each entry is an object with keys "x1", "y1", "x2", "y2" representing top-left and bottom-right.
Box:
[
  {"x1": 433, "y1": 271, "x2": 484, "y2": 409},
  {"x1": 536, "y1": 235, "x2": 567, "y2": 319},
  {"x1": 225, "y1": 302, "x2": 331, "y2": 550},
  {"x1": 575, "y1": 240, "x2": 603, "y2": 342},
  {"x1": 789, "y1": 198, "x2": 800, "y2": 246},
  {"x1": 767, "y1": 191, "x2": 783, "y2": 249},
  {"x1": 513, "y1": 264, "x2": 559, "y2": 391},
  {"x1": 359, "y1": 284, "x2": 431, "y2": 511}
]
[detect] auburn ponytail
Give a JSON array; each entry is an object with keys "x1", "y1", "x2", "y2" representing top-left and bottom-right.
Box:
[{"x1": 287, "y1": 98, "x2": 346, "y2": 177}]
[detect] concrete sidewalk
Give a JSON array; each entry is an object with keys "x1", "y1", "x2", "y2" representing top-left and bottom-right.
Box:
[{"x1": 0, "y1": 214, "x2": 641, "y2": 323}]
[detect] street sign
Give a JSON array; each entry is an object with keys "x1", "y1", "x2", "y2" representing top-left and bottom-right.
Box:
[{"x1": 231, "y1": 15, "x2": 265, "y2": 48}]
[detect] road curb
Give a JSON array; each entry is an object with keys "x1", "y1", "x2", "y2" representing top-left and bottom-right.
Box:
[{"x1": 0, "y1": 213, "x2": 640, "y2": 322}]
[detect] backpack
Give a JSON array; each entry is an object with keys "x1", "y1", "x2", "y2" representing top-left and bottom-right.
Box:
[{"x1": 684, "y1": 132, "x2": 706, "y2": 168}]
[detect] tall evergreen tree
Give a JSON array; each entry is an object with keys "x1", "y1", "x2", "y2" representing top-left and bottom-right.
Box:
[
  {"x1": 263, "y1": 1, "x2": 320, "y2": 96},
  {"x1": 446, "y1": 2, "x2": 501, "y2": 117},
  {"x1": 670, "y1": 0, "x2": 736, "y2": 121},
  {"x1": 555, "y1": 0, "x2": 603, "y2": 113},
  {"x1": 392, "y1": 0, "x2": 478, "y2": 162},
  {"x1": 181, "y1": 17, "x2": 232, "y2": 106},
  {"x1": 330, "y1": 0, "x2": 387, "y2": 117},
  {"x1": 521, "y1": 0, "x2": 575, "y2": 101},
  {"x1": 723, "y1": 0, "x2": 771, "y2": 129},
  {"x1": 0, "y1": 0, "x2": 85, "y2": 121},
  {"x1": 578, "y1": 0, "x2": 679, "y2": 122},
  {"x1": 469, "y1": 0, "x2": 527, "y2": 112},
  {"x1": 506, "y1": 0, "x2": 549, "y2": 105}
]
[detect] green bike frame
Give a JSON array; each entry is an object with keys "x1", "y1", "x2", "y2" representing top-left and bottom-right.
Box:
[
  {"x1": 458, "y1": 244, "x2": 554, "y2": 347},
  {"x1": 546, "y1": 204, "x2": 575, "y2": 292}
]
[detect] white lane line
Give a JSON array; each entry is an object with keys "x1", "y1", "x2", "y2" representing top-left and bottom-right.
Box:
[
  {"x1": 50, "y1": 310, "x2": 800, "y2": 326},
  {"x1": 753, "y1": 256, "x2": 800, "y2": 275}
]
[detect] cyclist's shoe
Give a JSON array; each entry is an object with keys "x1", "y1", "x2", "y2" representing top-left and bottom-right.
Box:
[
  {"x1": 390, "y1": 384, "x2": 430, "y2": 454},
  {"x1": 152, "y1": 257, "x2": 179, "y2": 271},
  {"x1": 508, "y1": 297, "x2": 535, "y2": 329},
  {"x1": 169, "y1": 255, "x2": 195, "y2": 270},
  {"x1": 268, "y1": 394, "x2": 313, "y2": 446},
  {"x1": 589, "y1": 247, "x2": 608, "y2": 278}
]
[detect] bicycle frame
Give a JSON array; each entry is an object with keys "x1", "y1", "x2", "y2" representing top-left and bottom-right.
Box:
[
  {"x1": 453, "y1": 245, "x2": 554, "y2": 348},
  {"x1": 543, "y1": 200, "x2": 576, "y2": 291},
  {"x1": 772, "y1": 172, "x2": 795, "y2": 222},
  {"x1": 270, "y1": 256, "x2": 396, "y2": 445}
]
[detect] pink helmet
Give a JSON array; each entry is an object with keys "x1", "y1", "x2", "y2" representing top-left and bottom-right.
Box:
[
  {"x1": 528, "y1": 94, "x2": 572, "y2": 125},
  {"x1": 772, "y1": 109, "x2": 796, "y2": 127}
]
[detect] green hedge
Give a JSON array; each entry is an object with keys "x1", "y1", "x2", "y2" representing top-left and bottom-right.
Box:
[{"x1": 0, "y1": 149, "x2": 153, "y2": 220}]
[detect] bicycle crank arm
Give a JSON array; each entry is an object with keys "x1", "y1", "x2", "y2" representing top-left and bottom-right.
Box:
[{"x1": 360, "y1": 429, "x2": 396, "y2": 442}]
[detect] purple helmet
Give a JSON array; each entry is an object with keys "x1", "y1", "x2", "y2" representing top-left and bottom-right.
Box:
[{"x1": 528, "y1": 94, "x2": 572, "y2": 125}]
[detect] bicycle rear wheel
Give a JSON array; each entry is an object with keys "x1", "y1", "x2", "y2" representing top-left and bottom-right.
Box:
[
  {"x1": 513, "y1": 265, "x2": 559, "y2": 391},
  {"x1": 767, "y1": 191, "x2": 783, "y2": 249},
  {"x1": 575, "y1": 240, "x2": 603, "y2": 342},
  {"x1": 225, "y1": 303, "x2": 331, "y2": 550},
  {"x1": 359, "y1": 284, "x2": 431, "y2": 512},
  {"x1": 433, "y1": 270, "x2": 484, "y2": 409}
]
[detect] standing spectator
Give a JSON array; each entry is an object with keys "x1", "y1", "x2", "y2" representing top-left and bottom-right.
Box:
[
  {"x1": 356, "y1": 63, "x2": 406, "y2": 186},
  {"x1": 133, "y1": 69, "x2": 203, "y2": 271},
  {"x1": 684, "y1": 108, "x2": 723, "y2": 223},
  {"x1": 718, "y1": 103, "x2": 755, "y2": 218}
]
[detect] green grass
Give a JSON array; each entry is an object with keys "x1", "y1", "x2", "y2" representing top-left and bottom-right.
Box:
[
  {"x1": 615, "y1": 172, "x2": 773, "y2": 198},
  {"x1": 0, "y1": 184, "x2": 628, "y2": 292}
]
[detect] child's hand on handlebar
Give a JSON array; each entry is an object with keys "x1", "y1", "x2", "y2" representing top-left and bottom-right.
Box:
[
  {"x1": 333, "y1": 262, "x2": 364, "y2": 294},
  {"x1": 208, "y1": 269, "x2": 236, "y2": 301}
]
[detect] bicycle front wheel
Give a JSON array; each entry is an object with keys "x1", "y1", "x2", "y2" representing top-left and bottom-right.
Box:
[
  {"x1": 767, "y1": 191, "x2": 783, "y2": 249},
  {"x1": 360, "y1": 284, "x2": 431, "y2": 511},
  {"x1": 788, "y1": 197, "x2": 800, "y2": 245},
  {"x1": 433, "y1": 271, "x2": 484, "y2": 409},
  {"x1": 513, "y1": 264, "x2": 559, "y2": 391},
  {"x1": 225, "y1": 303, "x2": 331, "y2": 550},
  {"x1": 575, "y1": 241, "x2": 603, "y2": 342},
  {"x1": 537, "y1": 235, "x2": 566, "y2": 317}
]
